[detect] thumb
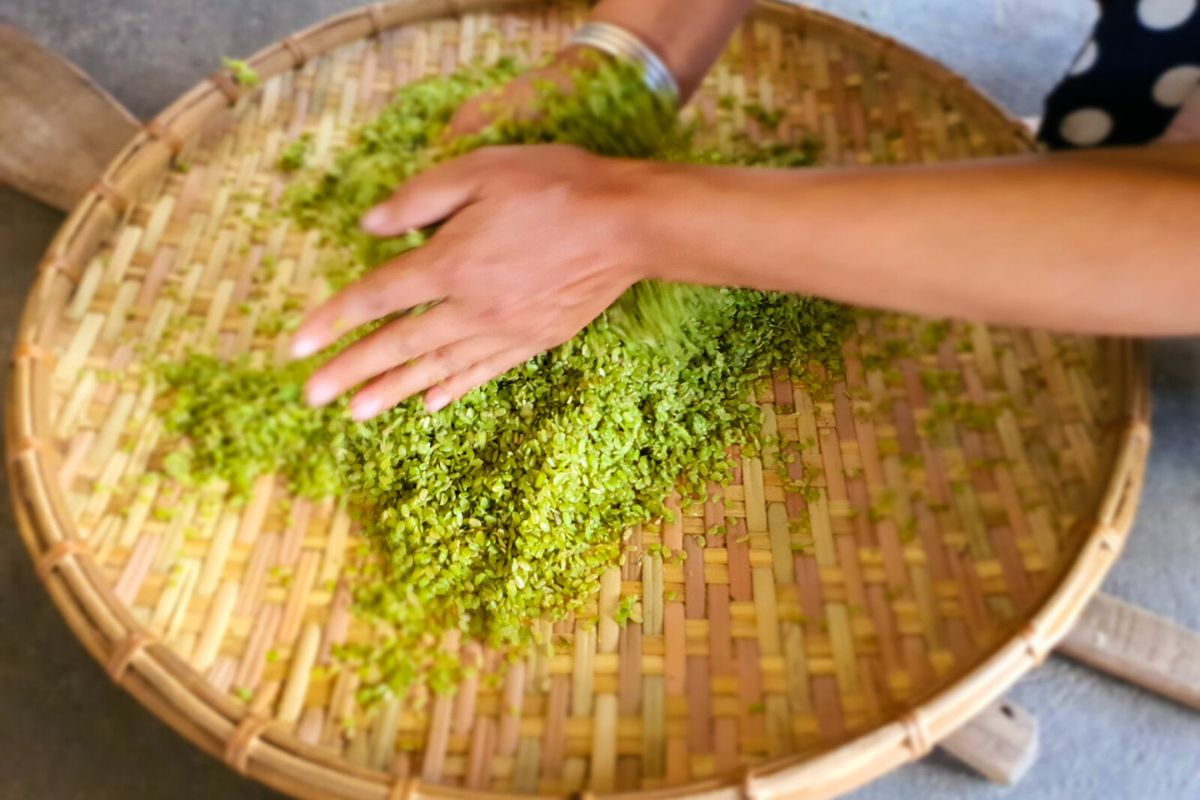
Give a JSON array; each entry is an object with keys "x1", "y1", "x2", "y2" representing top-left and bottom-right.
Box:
[{"x1": 445, "y1": 95, "x2": 491, "y2": 139}]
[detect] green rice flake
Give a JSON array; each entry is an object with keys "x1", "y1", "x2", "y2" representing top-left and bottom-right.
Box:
[{"x1": 223, "y1": 57, "x2": 260, "y2": 88}]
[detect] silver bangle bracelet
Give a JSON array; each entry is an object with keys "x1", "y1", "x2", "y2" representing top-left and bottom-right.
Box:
[{"x1": 569, "y1": 21, "x2": 681, "y2": 105}]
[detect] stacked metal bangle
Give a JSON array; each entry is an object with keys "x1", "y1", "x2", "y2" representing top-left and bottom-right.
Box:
[{"x1": 569, "y1": 21, "x2": 681, "y2": 105}]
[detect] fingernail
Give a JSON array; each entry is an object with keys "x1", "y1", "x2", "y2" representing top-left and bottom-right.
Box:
[
  {"x1": 351, "y1": 395, "x2": 381, "y2": 421},
  {"x1": 425, "y1": 388, "x2": 450, "y2": 414},
  {"x1": 306, "y1": 380, "x2": 337, "y2": 407},
  {"x1": 291, "y1": 336, "x2": 319, "y2": 359},
  {"x1": 360, "y1": 206, "x2": 389, "y2": 234}
]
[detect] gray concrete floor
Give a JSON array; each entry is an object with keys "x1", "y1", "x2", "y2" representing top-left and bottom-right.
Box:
[{"x1": 1, "y1": 1, "x2": 1197, "y2": 798}]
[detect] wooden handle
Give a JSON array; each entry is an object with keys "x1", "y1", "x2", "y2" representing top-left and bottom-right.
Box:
[
  {"x1": 0, "y1": 24, "x2": 139, "y2": 211},
  {"x1": 939, "y1": 699, "x2": 1038, "y2": 786},
  {"x1": 1059, "y1": 592, "x2": 1200, "y2": 711},
  {"x1": 945, "y1": 593, "x2": 1200, "y2": 788}
]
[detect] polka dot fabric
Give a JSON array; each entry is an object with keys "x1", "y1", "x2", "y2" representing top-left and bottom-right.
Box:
[{"x1": 1039, "y1": 0, "x2": 1200, "y2": 148}]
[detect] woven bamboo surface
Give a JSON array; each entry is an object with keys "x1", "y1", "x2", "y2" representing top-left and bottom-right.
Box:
[{"x1": 8, "y1": 1, "x2": 1150, "y2": 798}]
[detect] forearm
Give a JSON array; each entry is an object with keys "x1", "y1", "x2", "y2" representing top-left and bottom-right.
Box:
[
  {"x1": 642, "y1": 143, "x2": 1200, "y2": 335},
  {"x1": 587, "y1": 0, "x2": 756, "y2": 99}
]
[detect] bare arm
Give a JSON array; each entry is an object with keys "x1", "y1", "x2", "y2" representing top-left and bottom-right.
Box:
[
  {"x1": 642, "y1": 142, "x2": 1200, "y2": 335},
  {"x1": 449, "y1": 0, "x2": 753, "y2": 132},
  {"x1": 587, "y1": 0, "x2": 757, "y2": 100}
]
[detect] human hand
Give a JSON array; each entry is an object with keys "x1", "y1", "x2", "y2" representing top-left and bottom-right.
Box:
[
  {"x1": 446, "y1": 47, "x2": 601, "y2": 137},
  {"x1": 291, "y1": 144, "x2": 659, "y2": 419}
]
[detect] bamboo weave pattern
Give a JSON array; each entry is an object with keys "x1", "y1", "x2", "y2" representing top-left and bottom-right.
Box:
[{"x1": 10, "y1": 2, "x2": 1146, "y2": 798}]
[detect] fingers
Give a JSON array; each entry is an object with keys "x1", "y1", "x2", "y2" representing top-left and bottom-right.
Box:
[
  {"x1": 304, "y1": 302, "x2": 468, "y2": 407},
  {"x1": 423, "y1": 346, "x2": 537, "y2": 413},
  {"x1": 350, "y1": 338, "x2": 516, "y2": 420},
  {"x1": 446, "y1": 91, "x2": 497, "y2": 138},
  {"x1": 360, "y1": 150, "x2": 497, "y2": 237},
  {"x1": 291, "y1": 247, "x2": 447, "y2": 359},
  {"x1": 446, "y1": 105, "x2": 486, "y2": 138},
  {"x1": 445, "y1": 80, "x2": 546, "y2": 138}
]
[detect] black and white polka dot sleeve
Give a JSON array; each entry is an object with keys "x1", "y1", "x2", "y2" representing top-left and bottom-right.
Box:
[{"x1": 1038, "y1": 0, "x2": 1200, "y2": 149}]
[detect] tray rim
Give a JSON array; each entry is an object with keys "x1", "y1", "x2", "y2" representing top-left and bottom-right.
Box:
[{"x1": 6, "y1": 1, "x2": 1153, "y2": 798}]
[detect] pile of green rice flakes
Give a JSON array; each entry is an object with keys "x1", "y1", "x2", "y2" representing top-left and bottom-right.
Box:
[{"x1": 157, "y1": 57, "x2": 850, "y2": 702}]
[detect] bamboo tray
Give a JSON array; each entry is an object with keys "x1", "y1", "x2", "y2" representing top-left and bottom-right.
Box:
[{"x1": 7, "y1": 1, "x2": 1150, "y2": 798}]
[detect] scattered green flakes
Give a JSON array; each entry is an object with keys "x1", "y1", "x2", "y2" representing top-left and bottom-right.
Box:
[
  {"x1": 613, "y1": 595, "x2": 640, "y2": 626},
  {"x1": 256, "y1": 254, "x2": 279, "y2": 284},
  {"x1": 233, "y1": 686, "x2": 254, "y2": 703},
  {"x1": 926, "y1": 396, "x2": 1000, "y2": 432},
  {"x1": 748, "y1": 702, "x2": 766, "y2": 714},
  {"x1": 744, "y1": 102, "x2": 784, "y2": 128},
  {"x1": 920, "y1": 368, "x2": 961, "y2": 394},
  {"x1": 277, "y1": 134, "x2": 313, "y2": 173},
  {"x1": 881, "y1": 339, "x2": 911, "y2": 360},
  {"x1": 958, "y1": 403, "x2": 1001, "y2": 431},
  {"x1": 283, "y1": 58, "x2": 525, "y2": 286},
  {"x1": 867, "y1": 489, "x2": 897, "y2": 523},
  {"x1": 255, "y1": 310, "x2": 301, "y2": 338},
  {"x1": 664, "y1": 590, "x2": 681, "y2": 603},
  {"x1": 265, "y1": 648, "x2": 280, "y2": 664},
  {"x1": 918, "y1": 319, "x2": 953, "y2": 351},
  {"x1": 158, "y1": 354, "x2": 344, "y2": 497},
  {"x1": 223, "y1": 57, "x2": 260, "y2": 88}
]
